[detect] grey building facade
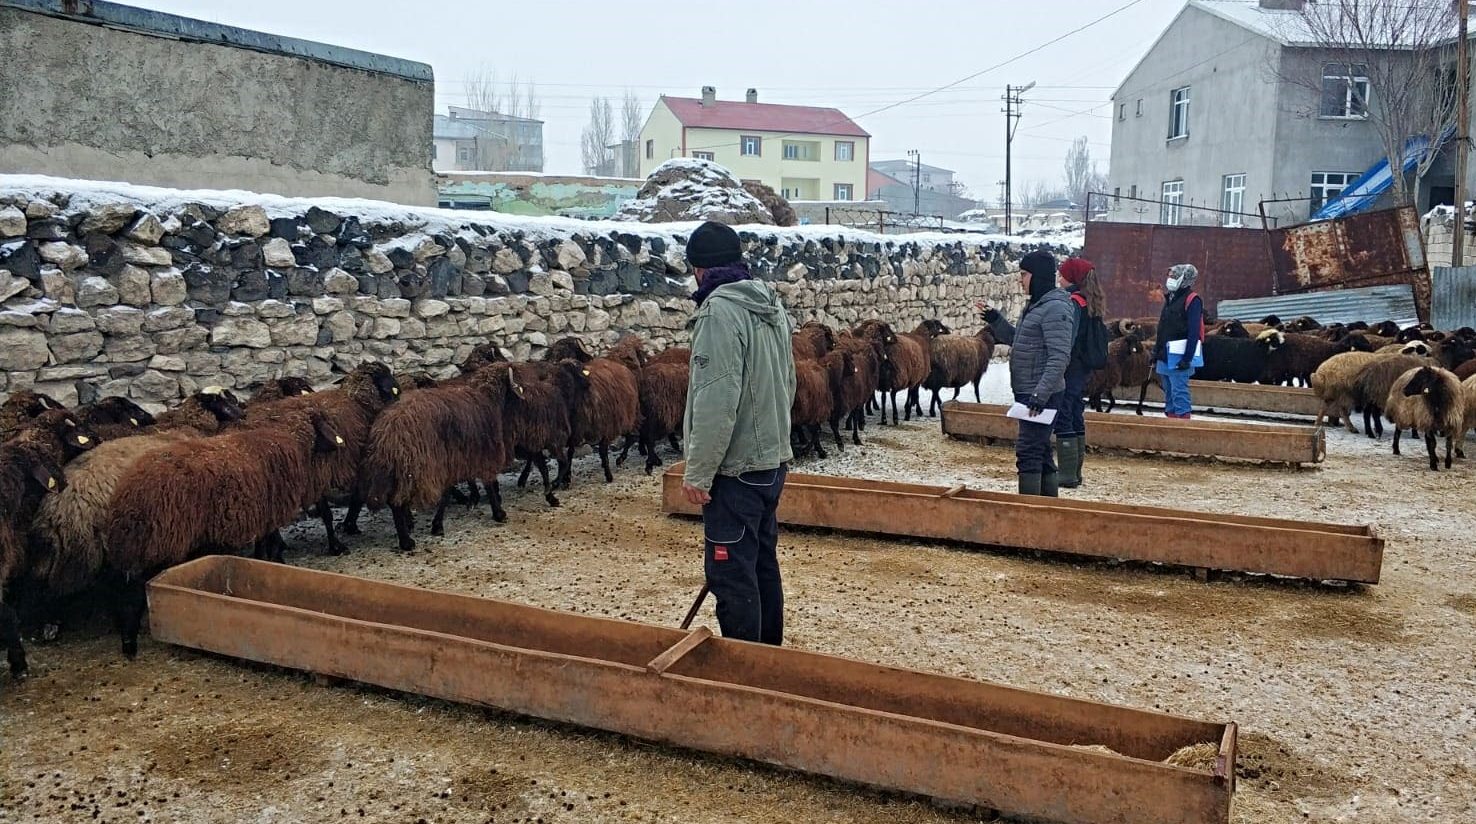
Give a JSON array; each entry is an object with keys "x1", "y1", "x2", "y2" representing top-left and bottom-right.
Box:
[
  {"x1": 1106, "y1": 0, "x2": 1453, "y2": 228},
  {"x1": 432, "y1": 106, "x2": 543, "y2": 174}
]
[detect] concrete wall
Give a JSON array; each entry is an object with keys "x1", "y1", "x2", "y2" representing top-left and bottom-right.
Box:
[
  {"x1": 637, "y1": 101, "x2": 868, "y2": 197},
  {"x1": 1107, "y1": 5, "x2": 1281, "y2": 226},
  {"x1": 0, "y1": 178, "x2": 1030, "y2": 408},
  {"x1": 0, "y1": 2, "x2": 435, "y2": 205},
  {"x1": 436, "y1": 173, "x2": 642, "y2": 218}
]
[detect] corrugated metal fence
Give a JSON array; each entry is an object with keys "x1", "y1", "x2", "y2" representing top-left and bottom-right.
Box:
[{"x1": 1432, "y1": 265, "x2": 1476, "y2": 330}]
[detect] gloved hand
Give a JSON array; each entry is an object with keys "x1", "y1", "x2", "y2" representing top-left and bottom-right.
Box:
[
  {"x1": 1026, "y1": 394, "x2": 1047, "y2": 416},
  {"x1": 1175, "y1": 356, "x2": 1193, "y2": 371},
  {"x1": 975, "y1": 301, "x2": 1000, "y2": 323}
]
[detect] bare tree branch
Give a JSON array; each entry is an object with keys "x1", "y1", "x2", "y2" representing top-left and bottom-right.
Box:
[{"x1": 581, "y1": 97, "x2": 615, "y2": 176}]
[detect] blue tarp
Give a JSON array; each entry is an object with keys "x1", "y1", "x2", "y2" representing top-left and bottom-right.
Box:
[{"x1": 1312, "y1": 126, "x2": 1457, "y2": 221}]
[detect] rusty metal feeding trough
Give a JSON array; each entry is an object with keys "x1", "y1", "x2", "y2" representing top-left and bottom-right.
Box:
[
  {"x1": 149, "y1": 556, "x2": 1237, "y2": 824},
  {"x1": 662, "y1": 464, "x2": 1381, "y2": 583},
  {"x1": 941, "y1": 401, "x2": 1325, "y2": 465},
  {"x1": 1139, "y1": 381, "x2": 1323, "y2": 419}
]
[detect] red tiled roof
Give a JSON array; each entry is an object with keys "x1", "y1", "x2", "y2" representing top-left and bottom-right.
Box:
[
  {"x1": 867, "y1": 168, "x2": 905, "y2": 194},
  {"x1": 662, "y1": 96, "x2": 870, "y2": 138}
]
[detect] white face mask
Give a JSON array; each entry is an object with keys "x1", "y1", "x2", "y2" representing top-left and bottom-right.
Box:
[{"x1": 1166, "y1": 273, "x2": 1190, "y2": 292}]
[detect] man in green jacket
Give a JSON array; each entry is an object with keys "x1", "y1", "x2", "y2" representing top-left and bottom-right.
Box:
[{"x1": 679, "y1": 221, "x2": 797, "y2": 645}]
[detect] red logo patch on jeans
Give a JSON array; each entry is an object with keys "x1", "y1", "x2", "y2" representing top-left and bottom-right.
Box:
[{"x1": 713, "y1": 545, "x2": 729, "y2": 561}]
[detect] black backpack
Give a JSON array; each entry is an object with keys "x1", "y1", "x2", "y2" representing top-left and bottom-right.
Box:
[{"x1": 1070, "y1": 293, "x2": 1109, "y2": 370}]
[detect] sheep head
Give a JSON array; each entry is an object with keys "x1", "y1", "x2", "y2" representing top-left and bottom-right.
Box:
[
  {"x1": 919, "y1": 319, "x2": 951, "y2": 337},
  {"x1": 195, "y1": 389, "x2": 247, "y2": 423},
  {"x1": 23, "y1": 409, "x2": 98, "y2": 460},
  {"x1": 1402, "y1": 366, "x2": 1444, "y2": 398},
  {"x1": 344, "y1": 362, "x2": 401, "y2": 406},
  {"x1": 308, "y1": 410, "x2": 344, "y2": 453},
  {"x1": 1342, "y1": 334, "x2": 1376, "y2": 353},
  {"x1": 1219, "y1": 320, "x2": 1249, "y2": 338},
  {"x1": 546, "y1": 336, "x2": 593, "y2": 363},
  {"x1": 85, "y1": 396, "x2": 156, "y2": 430},
  {"x1": 1400, "y1": 341, "x2": 1433, "y2": 357},
  {"x1": 1255, "y1": 329, "x2": 1284, "y2": 351},
  {"x1": 15, "y1": 443, "x2": 65, "y2": 495},
  {"x1": 1396, "y1": 325, "x2": 1426, "y2": 343}
]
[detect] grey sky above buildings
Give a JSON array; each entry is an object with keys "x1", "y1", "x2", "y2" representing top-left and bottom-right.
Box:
[{"x1": 128, "y1": 0, "x2": 1188, "y2": 201}]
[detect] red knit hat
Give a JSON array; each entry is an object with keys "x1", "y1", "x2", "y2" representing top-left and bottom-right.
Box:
[{"x1": 1059, "y1": 257, "x2": 1095, "y2": 285}]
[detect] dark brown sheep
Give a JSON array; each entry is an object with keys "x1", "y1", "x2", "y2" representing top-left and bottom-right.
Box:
[
  {"x1": 103, "y1": 406, "x2": 343, "y2": 656},
  {"x1": 1256, "y1": 330, "x2": 1374, "y2": 387},
  {"x1": 0, "y1": 434, "x2": 67, "y2": 680},
  {"x1": 791, "y1": 350, "x2": 849, "y2": 458},
  {"x1": 831, "y1": 332, "x2": 881, "y2": 447},
  {"x1": 619, "y1": 360, "x2": 688, "y2": 474},
  {"x1": 249, "y1": 376, "x2": 316, "y2": 404},
  {"x1": 647, "y1": 347, "x2": 691, "y2": 367},
  {"x1": 791, "y1": 322, "x2": 834, "y2": 361},
  {"x1": 854, "y1": 320, "x2": 929, "y2": 425},
  {"x1": 73, "y1": 397, "x2": 156, "y2": 441},
  {"x1": 502, "y1": 360, "x2": 590, "y2": 505},
  {"x1": 358, "y1": 364, "x2": 515, "y2": 552},
  {"x1": 1351, "y1": 354, "x2": 1431, "y2": 438},
  {"x1": 0, "y1": 390, "x2": 65, "y2": 440},
  {"x1": 252, "y1": 362, "x2": 401, "y2": 555},
  {"x1": 1086, "y1": 330, "x2": 1152, "y2": 413},
  {"x1": 538, "y1": 336, "x2": 641, "y2": 486},
  {"x1": 923, "y1": 326, "x2": 994, "y2": 416}
]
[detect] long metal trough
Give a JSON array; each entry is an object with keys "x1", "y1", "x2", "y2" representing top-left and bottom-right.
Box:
[
  {"x1": 941, "y1": 401, "x2": 1325, "y2": 465},
  {"x1": 663, "y1": 464, "x2": 1382, "y2": 583},
  {"x1": 149, "y1": 556, "x2": 1236, "y2": 824},
  {"x1": 1138, "y1": 380, "x2": 1323, "y2": 418}
]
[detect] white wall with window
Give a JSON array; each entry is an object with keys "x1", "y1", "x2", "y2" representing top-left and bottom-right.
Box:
[
  {"x1": 1220, "y1": 173, "x2": 1246, "y2": 226},
  {"x1": 834, "y1": 141, "x2": 854, "y2": 161},
  {"x1": 833, "y1": 183, "x2": 853, "y2": 201},
  {"x1": 692, "y1": 151, "x2": 714, "y2": 161},
  {"x1": 1320, "y1": 63, "x2": 1369, "y2": 118},
  {"x1": 1310, "y1": 171, "x2": 1358, "y2": 212},
  {"x1": 740, "y1": 135, "x2": 762, "y2": 156},
  {"x1": 1168, "y1": 86, "x2": 1190, "y2": 139},
  {"x1": 1161, "y1": 180, "x2": 1184, "y2": 225}
]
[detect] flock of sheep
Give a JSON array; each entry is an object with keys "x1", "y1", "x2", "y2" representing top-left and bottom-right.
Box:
[
  {"x1": 0, "y1": 318, "x2": 997, "y2": 688},
  {"x1": 1087, "y1": 313, "x2": 1476, "y2": 470}
]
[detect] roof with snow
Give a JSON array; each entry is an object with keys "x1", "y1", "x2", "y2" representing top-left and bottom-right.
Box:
[
  {"x1": 660, "y1": 96, "x2": 869, "y2": 138},
  {"x1": 871, "y1": 159, "x2": 954, "y2": 176},
  {"x1": 1188, "y1": 0, "x2": 1456, "y2": 49}
]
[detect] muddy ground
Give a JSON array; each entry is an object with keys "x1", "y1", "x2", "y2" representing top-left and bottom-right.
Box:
[{"x1": 4, "y1": 370, "x2": 1475, "y2": 824}]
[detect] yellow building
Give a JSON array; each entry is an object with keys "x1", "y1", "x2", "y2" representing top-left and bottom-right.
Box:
[{"x1": 637, "y1": 87, "x2": 870, "y2": 202}]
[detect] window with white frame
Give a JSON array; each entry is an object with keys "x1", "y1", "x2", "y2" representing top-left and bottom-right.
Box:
[
  {"x1": 835, "y1": 141, "x2": 854, "y2": 161},
  {"x1": 1161, "y1": 180, "x2": 1184, "y2": 225},
  {"x1": 693, "y1": 151, "x2": 714, "y2": 161},
  {"x1": 1310, "y1": 171, "x2": 1358, "y2": 212},
  {"x1": 1221, "y1": 174, "x2": 1246, "y2": 226},
  {"x1": 833, "y1": 183, "x2": 853, "y2": 201},
  {"x1": 1168, "y1": 87, "x2": 1190, "y2": 139},
  {"x1": 1320, "y1": 63, "x2": 1369, "y2": 118},
  {"x1": 741, "y1": 135, "x2": 762, "y2": 156}
]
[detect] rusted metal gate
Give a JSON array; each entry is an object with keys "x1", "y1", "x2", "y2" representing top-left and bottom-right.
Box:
[
  {"x1": 1431, "y1": 265, "x2": 1476, "y2": 330},
  {"x1": 1084, "y1": 206, "x2": 1432, "y2": 321},
  {"x1": 663, "y1": 466, "x2": 1383, "y2": 583},
  {"x1": 150, "y1": 556, "x2": 1238, "y2": 824},
  {"x1": 1138, "y1": 381, "x2": 1323, "y2": 418},
  {"x1": 1267, "y1": 206, "x2": 1431, "y2": 322},
  {"x1": 941, "y1": 401, "x2": 1323, "y2": 464}
]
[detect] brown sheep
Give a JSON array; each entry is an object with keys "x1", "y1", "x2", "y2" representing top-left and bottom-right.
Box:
[
  {"x1": 540, "y1": 337, "x2": 641, "y2": 486},
  {"x1": 0, "y1": 433, "x2": 68, "y2": 680},
  {"x1": 1256, "y1": 330, "x2": 1375, "y2": 387},
  {"x1": 0, "y1": 390, "x2": 65, "y2": 440},
  {"x1": 358, "y1": 364, "x2": 516, "y2": 552},
  {"x1": 248, "y1": 376, "x2": 316, "y2": 404},
  {"x1": 922, "y1": 322, "x2": 994, "y2": 416},
  {"x1": 791, "y1": 349, "x2": 849, "y2": 458},
  {"x1": 1311, "y1": 351, "x2": 1385, "y2": 431},
  {"x1": 1086, "y1": 330, "x2": 1152, "y2": 413},
  {"x1": 1351, "y1": 354, "x2": 1430, "y2": 438},
  {"x1": 791, "y1": 322, "x2": 834, "y2": 361},
  {"x1": 254, "y1": 362, "x2": 401, "y2": 555},
  {"x1": 854, "y1": 320, "x2": 929, "y2": 425},
  {"x1": 831, "y1": 332, "x2": 881, "y2": 447},
  {"x1": 24, "y1": 390, "x2": 247, "y2": 641},
  {"x1": 647, "y1": 346, "x2": 691, "y2": 367},
  {"x1": 503, "y1": 360, "x2": 591, "y2": 505},
  {"x1": 1387, "y1": 366, "x2": 1465, "y2": 470},
  {"x1": 103, "y1": 406, "x2": 343, "y2": 656},
  {"x1": 73, "y1": 397, "x2": 156, "y2": 441},
  {"x1": 619, "y1": 360, "x2": 688, "y2": 474}
]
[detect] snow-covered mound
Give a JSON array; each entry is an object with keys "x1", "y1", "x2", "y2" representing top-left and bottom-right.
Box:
[{"x1": 614, "y1": 158, "x2": 774, "y2": 225}]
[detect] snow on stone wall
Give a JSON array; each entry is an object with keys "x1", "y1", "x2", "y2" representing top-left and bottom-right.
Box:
[{"x1": 0, "y1": 175, "x2": 1050, "y2": 408}]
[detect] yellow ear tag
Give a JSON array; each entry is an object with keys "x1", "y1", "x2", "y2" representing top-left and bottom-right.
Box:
[
  {"x1": 77, "y1": 435, "x2": 90, "y2": 445},
  {"x1": 391, "y1": 386, "x2": 400, "y2": 395},
  {"x1": 335, "y1": 435, "x2": 345, "y2": 444},
  {"x1": 129, "y1": 417, "x2": 140, "y2": 426},
  {"x1": 46, "y1": 476, "x2": 56, "y2": 489},
  {"x1": 582, "y1": 369, "x2": 591, "y2": 376},
  {"x1": 301, "y1": 389, "x2": 312, "y2": 395}
]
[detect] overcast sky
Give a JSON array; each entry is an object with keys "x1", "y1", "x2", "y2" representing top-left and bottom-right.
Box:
[{"x1": 129, "y1": 0, "x2": 1189, "y2": 201}]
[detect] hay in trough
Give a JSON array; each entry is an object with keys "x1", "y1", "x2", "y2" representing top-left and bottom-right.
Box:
[{"x1": 1164, "y1": 742, "x2": 1221, "y2": 771}]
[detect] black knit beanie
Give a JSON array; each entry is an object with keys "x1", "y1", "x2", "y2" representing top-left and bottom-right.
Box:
[
  {"x1": 685, "y1": 221, "x2": 743, "y2": 268},
  {"x1": 1019, "y1": 249, "x2": 1058, "y2": 303}
]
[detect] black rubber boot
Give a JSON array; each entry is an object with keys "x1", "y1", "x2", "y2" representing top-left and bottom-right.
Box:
[
  {"x1": 1057, "y1": 436, "x2": 1082, "y2": 489},
  {"x1": 1040, "y1": 469, "x2": 1060, "y2": 498},
  {"x1": 1017, "y1": 473, "x2": 1042, "y2": 496}
]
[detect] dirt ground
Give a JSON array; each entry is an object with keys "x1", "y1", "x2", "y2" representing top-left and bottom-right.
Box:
[{"x1": 4, "y1": 368, "x2": 1475, "y2": 824}]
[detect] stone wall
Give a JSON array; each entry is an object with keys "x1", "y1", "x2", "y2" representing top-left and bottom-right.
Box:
[
  {"x1": 0, "y1": 1, "x2": 435, "y2": 205},
  {"x1": 0, "y1": 176, "x2": 1028, "y2": 410}
]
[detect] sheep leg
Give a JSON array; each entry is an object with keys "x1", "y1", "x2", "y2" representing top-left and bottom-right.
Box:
[
  {"x1": 109, "y1": 578, "x2": 147, "y2": 660},
  {"x1": 643, "y1": 432, "x2": 661, "y2": 475},
  {"x1": 1136, "y1": 382, "x2": 1149, "y2": 416},
  {"x1": 489, "y1": 479, "x2": 508, "y2": 523},
  {"x1": 1427, "y1": 431, "x2": 1440, "y2": 471},
  {"x1": 318, "y1": 499, "x2": 348, "y2": 556},
  {"x1": 598, "y1": 440, "x2": 614, "y2": 482},
  {"x1": 390, "y1": 505, "x2": 416, "y2": 553},
  {"x1": 430, "y1": 490, "x2": 451, "y2": 536},
  {"x1": 667, "y1": 434, "x2": 682, "y2": 455},
  {"x1": 851, "y1": 409, "x2": 863, "y2": 445},
  {"x1": 812, "y1": 424, "x2": 828, "y2": 459},
  {"x1": 616, "y1": 433, "x2": 635, "y2": 466},
  {"x1": 446, "y1": 485, "x2": 472, "y2": 506},
  {"x1": 1, "y1": 603, "x2": 26, "y2": 677},
  {"x1": 340, "y1": 499, "x2": 363, "y2": 536},
  {"x1": 973, "y1": 378, "x2": 982, "y2": 403},
  {"x1": 1445, "y1": 433, "x2": 1454, "y2": 469},
  {"x1": 254, "y1": 531, "x2": 288, "y2": 563},
  {"x1": 830, "y1": 415, "x2": 845, "y2": 450},
  {"x1": 517, "y1": 458, "x2": 534, "y2": 489},
  {"x1": 1393, "y1": 427, "x2": 1402, "y2": 455},
  {"x1": 535, "y1": 455, "x2": 561, "y2": 507}
]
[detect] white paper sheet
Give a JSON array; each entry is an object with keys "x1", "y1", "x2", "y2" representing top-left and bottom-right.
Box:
[{"x1": 1006, "y1": 401, "x2": 1057, "y2": 425}]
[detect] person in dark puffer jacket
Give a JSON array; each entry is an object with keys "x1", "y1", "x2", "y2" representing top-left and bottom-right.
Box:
[{"x1": 978, "y1": 249, "x2": 1078, "y2": 496}]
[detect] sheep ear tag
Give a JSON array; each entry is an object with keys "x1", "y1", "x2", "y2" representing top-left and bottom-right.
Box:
[
  {"x1": 335, "y1": 435, "x2": 345, "y2": 444},
  {"x1": 129, "y1": 417, "x2": 140, "y2": 426},
  {"x1": 582, "y1": 369, "x2": 591, "y2": 376},
  {"x1": 76, "y1": 434, "x2": 90, "y2": 445},
  {"x1": 391, "y1": 386, "x2": 400, "y2": 395},
  {"x1": 31, "y1": 464, "x2": 55, "y2": 490}
]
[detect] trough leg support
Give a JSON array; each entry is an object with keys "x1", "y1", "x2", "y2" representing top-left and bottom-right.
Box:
[{"x1": 647, "y1": 626, "x2": 713, "y2": 674}]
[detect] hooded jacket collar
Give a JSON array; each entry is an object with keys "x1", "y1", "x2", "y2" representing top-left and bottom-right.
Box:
[{"x1": 698, "y1": 279, "x2": 788, "y2": 328}]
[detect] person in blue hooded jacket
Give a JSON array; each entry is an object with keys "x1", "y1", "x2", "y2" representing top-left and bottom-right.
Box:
[{"x1": 1154, "y1": 263, "x2": 1204, "y2": 418}]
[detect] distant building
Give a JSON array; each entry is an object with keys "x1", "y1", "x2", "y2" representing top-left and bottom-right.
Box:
[
  {"x1": 432, "y1": 106, "x2": 543, "y2": 173},
  {"x1": 605, "y1": 140, "x2": 640, "y2": 178},
  {"x1": 866, "y1": 161, "x2": 977, "y2": 219},
  {"x1": 637, "y1": 87, "x2": 869, "y2": 202}
]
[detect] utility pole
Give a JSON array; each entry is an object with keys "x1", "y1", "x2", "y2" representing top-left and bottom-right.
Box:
[
  {"x1": 907, "y1": 149, "x2": 921, "y2": 214},
  {"x1": 1455, "y1": 0, "x2": 1470, "y2": 266},
  {"x1": 1002, "y1": 82, "x2": 1035, "y2": 236}
]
